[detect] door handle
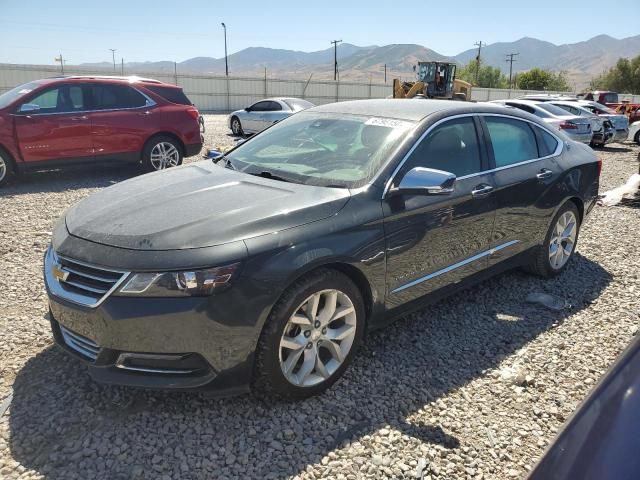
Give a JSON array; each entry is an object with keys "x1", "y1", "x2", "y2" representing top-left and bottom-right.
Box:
[
  {"x1": 471, "y1": 184, "x2": 494, "y2": 197},
  {"x1": 536, "y1": 168, "x2": 553, "y2": 180},
  {"x1": 138, "y1": 111, "x2": 152, "y2": 116},
  {"x1": 70, "y1": 116, "x2": 88, "y2": 121}
]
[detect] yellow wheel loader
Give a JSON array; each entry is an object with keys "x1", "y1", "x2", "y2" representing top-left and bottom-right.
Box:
[{"x1": 393, "y1": 61, "x2": 471, "y2": 101}]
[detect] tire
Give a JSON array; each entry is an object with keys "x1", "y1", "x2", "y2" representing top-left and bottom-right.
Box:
[
  {"x1": 634, "y1": 130, "x2": 640, "y2": 146},
  {"x1": 142, "y1": 135, "x2": 183, "y2": 172},
  {"x1": 526, "y1": 202, "x2": 581, "y2": 278},
  {"x1": 253, "y1": 269, "x2": 365, "y2": 399},
  {"x1": 0, "y1": 148, "x2": 15, "y2": 188},
  {"x1": 230, "y1": 116, "x2": 244, "y2": 137}
]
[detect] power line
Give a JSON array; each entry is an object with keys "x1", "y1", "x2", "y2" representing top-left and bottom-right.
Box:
[
  {"x1": 474, "y1": 41, "x2": 484, "y2": 85},
  {"x1": 331, "y1": 39, "x2": 342, "y2": 81},
  {"x1": 505, "y1": 52, "x2": 519, "y2": 89}
]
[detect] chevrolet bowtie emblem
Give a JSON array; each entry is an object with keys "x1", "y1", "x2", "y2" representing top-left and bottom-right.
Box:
[{"x1": 52, "y1": 263, "x2": 69, "y2": 282}]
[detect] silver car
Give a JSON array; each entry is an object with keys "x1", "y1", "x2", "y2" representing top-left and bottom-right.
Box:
[
  {"x1": 628, "y1": 121, "x2": 640, "y2": 145},
  {"x1": 490, "y1": 99, "x2": 593, "y2": 144},
  {"x1": 228, "y1": 98, "x2": 315, "y2": 136},
  {"x1": 548, "y1": 101, "x2": 614, "y2": 147}
]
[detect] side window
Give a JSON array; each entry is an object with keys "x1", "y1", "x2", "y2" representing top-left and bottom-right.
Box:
[
  {"x1": 23, "y1": 85, "x2": 85, "y2": 113},
  {"x1": 250, "y1": 101, "x2": 269, "y2": 112},
  {"x1": 533, "y1": 126, "x2": 559, "y2": 157},
  {"x1": 266, "y1": 101, "x2": 283, "y2": 111},
  {"x1": 87, "y1": 84, "x2": 147, "y2": 110},
  {"x1": 485, "y1": 117, "x2": 539, "y2": 167},
  {"x1": 402, "y1": 117, "x2": 482, "y2": 178}
]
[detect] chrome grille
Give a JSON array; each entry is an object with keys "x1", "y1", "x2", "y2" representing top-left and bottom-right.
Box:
[
  {"x1": 45, "y1": 247, "x2": 129, "y2": 307},
  {"x1": 60, "y1": 325, "x2": 100, "y2": 361}
]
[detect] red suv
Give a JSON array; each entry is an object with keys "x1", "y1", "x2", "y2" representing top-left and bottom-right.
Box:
[{"x1": 0, "y1": 76, "x2": 203, "y2": 187}]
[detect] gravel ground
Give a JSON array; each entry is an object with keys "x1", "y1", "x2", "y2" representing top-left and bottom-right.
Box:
[{"x1": 1, "y1": 114, "x2": 639, "y2": 480}]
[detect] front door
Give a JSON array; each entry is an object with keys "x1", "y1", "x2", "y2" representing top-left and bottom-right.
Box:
[
  {"x1": 382, "y1": 116, "x2": 497, "y2": 308},
  {"x1": 14, "y1": 84, "x2": 93, "y2": 163}
]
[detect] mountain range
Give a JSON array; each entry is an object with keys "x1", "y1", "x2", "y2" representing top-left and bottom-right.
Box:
[{"x1": 78, "y1": 34, "x2": 640, "y2": 89}]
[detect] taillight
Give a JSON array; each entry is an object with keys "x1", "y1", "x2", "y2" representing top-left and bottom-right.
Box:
[
  {"x1": 559, "y1": 121, "x2": 578, "y2": 130},
  {"x1": 596, "y1": 157, "x2": 602, "y2": 176},
  {"x1": 186, "y1": 107, "x2": 199, "y2": 120}
]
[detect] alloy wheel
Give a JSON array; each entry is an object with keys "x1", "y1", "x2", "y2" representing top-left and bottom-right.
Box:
[
  {"x1": 549, "y1": 210, "x2": 577, "y2": 269},
  {"x1": 0, "y1": 156, "x2": 6, "y2": 183},
  {"x1": 232, "y1": 118, "x2": 241, "y2": 135},
  {"x1": 278, "y1": 289, "x2": 357, "y2": 387},
  {"x1": 149, "y1": 142, "x2": 180, "y2": 170}
]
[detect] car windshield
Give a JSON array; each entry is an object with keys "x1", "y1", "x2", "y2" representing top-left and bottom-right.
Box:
[
  {"x1": 535, "y1": 102, "x2": 574, "y2": 117},
  {"x1": 282, "y1": 98, "x2": 314, "y2": 111},
  {"x1": 0, "y1": 81, "x2": 42, "y2": 109},
  {"x1": 225, "y1": 112, "x2": 415, "y2": 188}
]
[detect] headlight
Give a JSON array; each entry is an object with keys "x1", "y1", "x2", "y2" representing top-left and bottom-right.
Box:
[{"x1": 116, "y1": 264, "x2": 240, "y2": 297}]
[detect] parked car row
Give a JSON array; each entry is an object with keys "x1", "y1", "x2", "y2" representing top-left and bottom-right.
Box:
[
  {"x1": 514, "y1": 94, "x2": 630, "y2": 146},
  {"x1": 0, "y1": 75, "x2": 203, "y2": 187}
]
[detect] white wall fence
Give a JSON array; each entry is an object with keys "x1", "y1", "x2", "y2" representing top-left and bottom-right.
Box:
[{"x1": 2, "y1": 63, "x2": 639, "y2": 110}]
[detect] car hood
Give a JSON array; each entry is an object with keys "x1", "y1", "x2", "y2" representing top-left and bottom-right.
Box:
[{"x1": 65, "y1": 161, "x2": 351, "y2": 250}]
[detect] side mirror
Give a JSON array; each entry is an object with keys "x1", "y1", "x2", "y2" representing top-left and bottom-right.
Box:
[
  {"x1": 391, "y1": 167, "x2": 456, "y2": 196},
  {"x1": 18, "y1": 103, "x2": 40, "y2": 113},
  {"x1": 244, "y1": 107, "x2": 250, "y2": 112}
]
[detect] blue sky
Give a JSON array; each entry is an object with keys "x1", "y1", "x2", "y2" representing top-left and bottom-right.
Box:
[{"x1": 0, "y1": 0, "x2": 638, "y2": 65}]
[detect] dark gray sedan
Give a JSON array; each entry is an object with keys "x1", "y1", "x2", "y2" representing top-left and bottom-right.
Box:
[{"x1": 44, "y1": 100, "x2": 600, "y2": 399}]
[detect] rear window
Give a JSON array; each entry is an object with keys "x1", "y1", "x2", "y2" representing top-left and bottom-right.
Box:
[
  {"x1": 485, "y1": 116, "x2": 539, "y2": 167},
  {"x1": 87, "y1": 84, "x2": 148, "y2": 110},
  {"x1": 146, "y1": 86, "x2": 192, "y2": 105},
  {"x1": 282, "y1": 98, "x2": 314, "y2": 111},
  {"x1": 536, "y1": 103, "x2": 574, "y2": 117}
]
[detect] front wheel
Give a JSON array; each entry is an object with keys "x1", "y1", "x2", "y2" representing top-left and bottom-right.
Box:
[
  {"x1": 0, "y1": 149, "x2": 15, "y2": 188},
  {"x1": 253, "y1": 269, "x2": 365, "y2": 399},
  {"x1": 142, "y1": 136, "x2": 183, "y2": 172},
  {"x1": 526, "y1": 202, "x2": 581, "y2": 277},
  {"x1": 230, "y1": 116, "x2": 244, "y2": 136}
]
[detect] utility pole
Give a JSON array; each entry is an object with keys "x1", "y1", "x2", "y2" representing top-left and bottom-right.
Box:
[
  {"x1": 221, "y1": 23, "x2": 229, "y2": 76},
  {"x1": 474, "y1": 41, "x2": 484, "y2": 85},
  {"x1": 331, "y1": 39, "x2": 342, "y2": 81},
  {"x1": 121, "y1": 58, "x2": 124, "y2": 75},
  {"x1": 54, "y1": 54, "x2": 64, "y2": 74},
  {"x1": 384, "y1": 64, "x2": 387, "y2": 84},
  {"x1": 505, "y1": 52, "x2": 519, "y2": 89},
  {"x1": 109, "y1": 49, "x2": 117, "y2": 72}
]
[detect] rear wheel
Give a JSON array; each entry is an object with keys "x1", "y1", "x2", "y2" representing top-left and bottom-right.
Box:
[
  {"x1": 526, "y1": 202, "x2": 580, "y2": 277},
  {"x1": 231, "y1": 116, "x2": 244, "y2": 136},
  {"x1": 634, "y1": 130, "x2": 640, "y2": 145},
  {"x1": 142, "y1": 136, "x2": 183, "y2": 172},
  {"x1": 253, "y1": 269, "x2": 365, "y2": 399},
  {"x1": 0, "y1": 149, "x2": 15, "y2": 188}
]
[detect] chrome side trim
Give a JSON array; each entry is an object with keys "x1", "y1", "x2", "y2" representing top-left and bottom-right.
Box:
[
  {"x1": 382, "y1": 112, "x2": 564, "y2": 199},
  {"x1": 391, "y1": 240, "x2": 520, "y2": 294}
]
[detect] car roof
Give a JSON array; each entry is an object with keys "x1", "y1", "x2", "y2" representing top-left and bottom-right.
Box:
[
  {"x1": 308, "y1": 99, "x2": 519, "y2": 122},
  {"x1": 36, "y1": 75, "x2": 176, "y2": 88}
]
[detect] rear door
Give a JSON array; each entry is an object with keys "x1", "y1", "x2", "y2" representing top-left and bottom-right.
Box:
[
  {"x1": 85, "y1": 83, "x2": 155, "y2": 160},
  {"x1": 481, "y1": 115, "x2": 562, "y2": 265},
  {"x1": 382, "y1": 115, "x2": 497, "y2": 307},
  {"x1": 13, "y1": 84, "x2": 93, "y2": 163}
]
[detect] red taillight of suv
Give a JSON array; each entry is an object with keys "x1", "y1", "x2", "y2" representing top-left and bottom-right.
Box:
[
  {"x1": 186, "y1": 107, "x2": 199, "y2": 120},
  {"x1": 559, "y1": 122, "x2": 578, "y2": 130},
  {"x1": 596, "y1": 157, "x2": 603, "y2": 176}
]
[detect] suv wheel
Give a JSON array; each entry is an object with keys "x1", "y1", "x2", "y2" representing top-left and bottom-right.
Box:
[
  {"x1": 142, "y1": 136, "x2": 183, "y2": 172},
  {"x1": 526, "y1": 202, "x2": 581, "y2": 277},
  {"x1": 254, "y1": 269, "x2": 365, "y2": 399},
  {"x1": 231, "y1": 117, "x2": 244, "y2": 136},
  {"x1": 0, "y1": 149, "x2": 15, "y2": 188}
]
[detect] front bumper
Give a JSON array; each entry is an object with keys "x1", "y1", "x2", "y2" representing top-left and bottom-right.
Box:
[{"x1": 43, "y1": 245, "x2": 263, "y2": 395}]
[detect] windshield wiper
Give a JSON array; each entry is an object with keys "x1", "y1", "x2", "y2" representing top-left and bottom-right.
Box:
[{"x1": 247, "y1": 170, "x2": 293, "y2": 183}]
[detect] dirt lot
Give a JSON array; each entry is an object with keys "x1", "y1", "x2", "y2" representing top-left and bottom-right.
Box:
[{"x1": 1, "y1": 114, "x2": 639, "y2": 480}]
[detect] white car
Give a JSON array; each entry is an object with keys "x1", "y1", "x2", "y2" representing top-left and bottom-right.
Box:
[
  {"x1": 228, "y1": 98, "x2": 314, "y2": 136},
  {"x1": 629, "y1": 121, "x2": 640, "y2": 145}
]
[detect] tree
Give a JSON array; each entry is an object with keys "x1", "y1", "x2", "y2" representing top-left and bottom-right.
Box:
[
  {"x1": 516, "y1": 68, "x2": 570, "y2": 91},
  {"x1": 590, "y1": 55, "x2": 640, "y2": 94},
  {"x1": 457, "y1": 61, "x2": 509, "y2": 89}
]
